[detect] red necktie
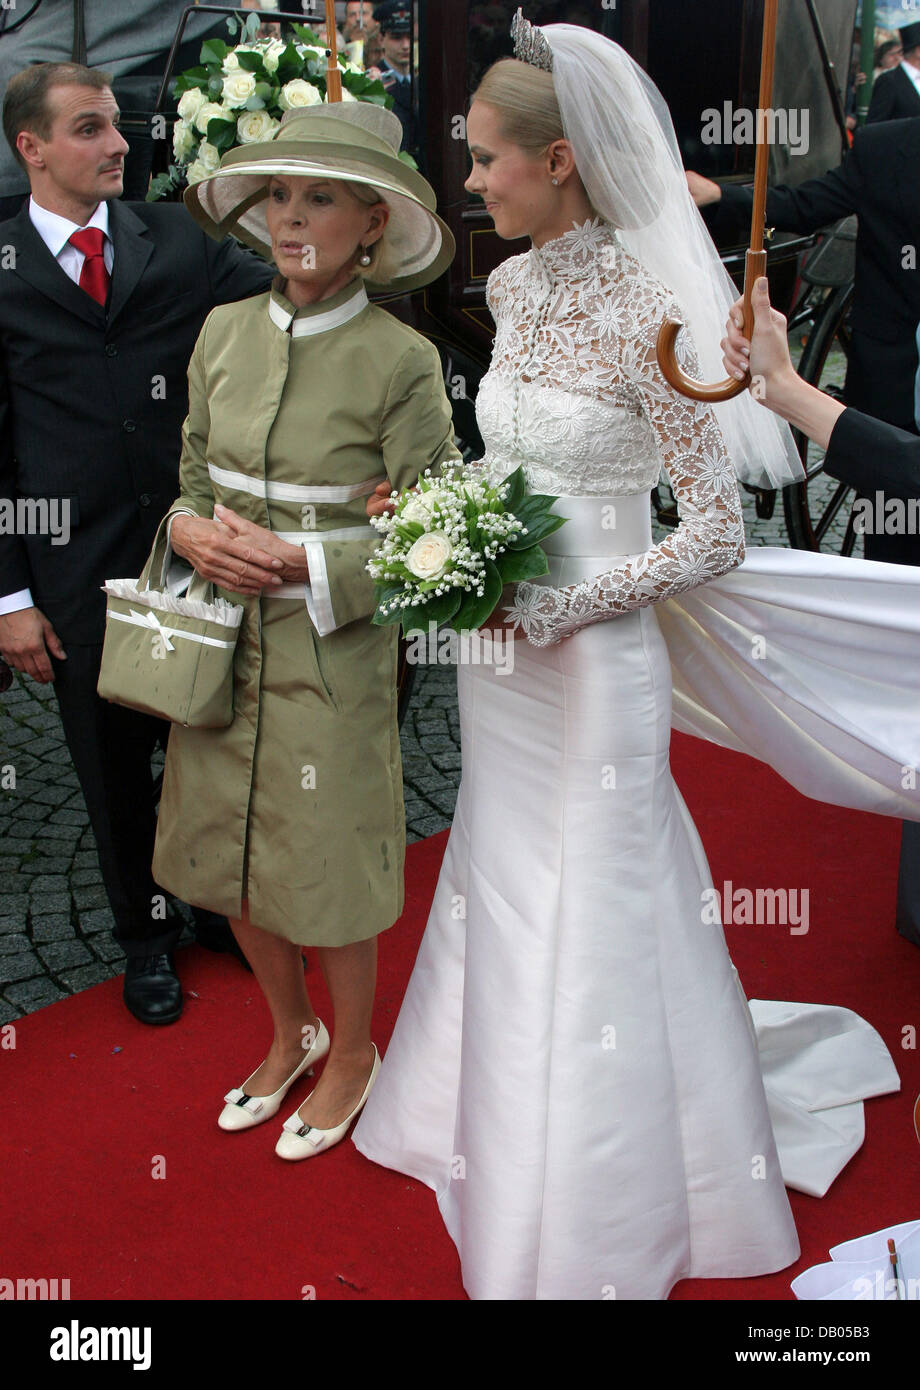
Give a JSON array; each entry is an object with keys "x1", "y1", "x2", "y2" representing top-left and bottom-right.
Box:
[{"x1": 68, "y1": 227, "x2": 109, "y2": 307}]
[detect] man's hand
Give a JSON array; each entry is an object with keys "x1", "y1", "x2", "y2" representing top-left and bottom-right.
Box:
[
  {"x1": 366, "y1": 480, "x2": 397, "y2": 519},
  {"x1": 169, "y1": 511, "x2": 286, "y2": 596},
  {"x1": 686, "y1": 171, "x2": 722, "y2": 207},
  {"x1": 722, "y1": 276, "x2": 797, "y2": 394},
  {"x1": 0, "y1": 606, "x2": 66, "y2": 683}
]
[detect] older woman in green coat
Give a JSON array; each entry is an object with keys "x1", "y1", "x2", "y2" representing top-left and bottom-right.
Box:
[{"x1": 152, "y1": 104, "x2": 457, "y2": 1160}]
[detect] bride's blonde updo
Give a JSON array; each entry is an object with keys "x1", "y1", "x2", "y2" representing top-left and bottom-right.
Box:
[{"x1": 471, "y1": 58, "x2": 597, "y2": 216}]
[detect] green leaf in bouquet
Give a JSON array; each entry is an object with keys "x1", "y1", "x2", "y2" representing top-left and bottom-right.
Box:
[
  {"x1": 206, "y1": 117, "x2": 239, "y2": 153},
  {"x1": 200, "y1": 38, "x2": 228, "y2": 66},
  {"x1": 226, "y1": 16, "x2": 239, "y2": 36},
  {"x1": 499, "y1": 466, "x2": 527, "y2": 514},
  {"x1": 395, "y1": 519, "x2": 425, "y2": 541},
  {"x1": 506, "y1": 513, "x2": 566, "y2": 550},
  {"x1": 244, "y1": 95, "x2": 267, "y2": 111},
  {"x1": 277, "y1": 59, "x2": 303, "y2": 86},
  {"x1": 397, "y1": 147, "x2": 418, "y2": 166},
  {"x1": 208, "y1": 75, "x2": 224, "y2": 96},
  {"x1": 243, "y1": 11, "x2": 262, "y2": 40},
  {"x1": 236, "y1": 50, "x2": 266, "y2": 73},
  {"x1": 450, "y1": 559, "x2": 503, "y2": 633},
  {"x1": 401, "y1": 588, "x2": 462, "y2": 636},
  {"x1": 495, "y1": 545, "x2": 549, "y2": 583}
]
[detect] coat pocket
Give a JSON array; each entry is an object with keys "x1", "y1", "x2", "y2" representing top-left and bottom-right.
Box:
[{"x1": 310, "y1": 624, "x2": 341, "y2": 711}]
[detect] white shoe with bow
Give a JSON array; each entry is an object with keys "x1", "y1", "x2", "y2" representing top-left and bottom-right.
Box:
[
  {"x1": 218, "y1": 1020, "x2": 331, "y2": 1131},
  {"x1": 275, "y1": 1045, "x2": 380, "y2": 1160}
]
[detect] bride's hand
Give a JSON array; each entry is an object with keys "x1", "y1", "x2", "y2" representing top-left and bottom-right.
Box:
[{"x1": 474, "y1": 585, "x2": 519, "y2": 637}]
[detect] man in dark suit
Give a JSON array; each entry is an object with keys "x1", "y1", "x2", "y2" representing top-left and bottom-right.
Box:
[
  {"x1": 868, "y1": 22, "x2": 920, "y2": 124},
  {"x1": 689, "y1": 116, "x2": 920, "y2": 565},
  {"x1": 723, "y1": 277, "x2": 920, "y2": 949},
  {"x1": 0, "y1": 62, "x2": 274, "y2": 1023},
  {"x1": 373, "y1": 1, "x2": 414, "y2": 154}
]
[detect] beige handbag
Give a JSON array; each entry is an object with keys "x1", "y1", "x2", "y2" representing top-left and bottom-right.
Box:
[{"x1": 97, "y1": 515, "x2": 243, "y2": 728}]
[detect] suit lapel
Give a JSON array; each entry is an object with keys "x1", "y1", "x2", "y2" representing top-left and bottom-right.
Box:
[
  {"x1": 106, "y1": 200, "x2": 153, "y2": 328},
  {"x1": 6, "y1": 203, "x2": 104, "y2": 329},
  {"x1": 897, "y1": 65, "x2": 920, "y2": 114}
]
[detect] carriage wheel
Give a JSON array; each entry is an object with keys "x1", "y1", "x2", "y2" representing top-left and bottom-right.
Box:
[{"x1": 782, "y1": 283, "x2": 858, "y2": 554}]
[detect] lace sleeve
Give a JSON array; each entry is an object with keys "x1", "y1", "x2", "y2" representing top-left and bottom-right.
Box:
[{"x1": 507, "y1": 298, "x2": 746, "y2": 646}]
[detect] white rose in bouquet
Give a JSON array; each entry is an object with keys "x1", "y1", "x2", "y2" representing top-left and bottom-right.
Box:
[
  {"x1": 177, "y1": 87, "x2": 208, "y2": 123},
  {"x1": 172, "y1": 117, "x2": 197, "y2": 161},
  {"x1": 222, "y1": 47, "x2": 258, "y2": 72},
  {"x1": 405, "y1": 533, "x2": 453, "y2": 582},
  {"x1": 278, "y1": 79, "x2": 322, "y2": 110},
  {"x1": 222, "y1": 69, "x2": 258, "y2": 108},
  {"x1": 262, "y1": 39, "x2": 288, "y2": 73},
  {"x1": 185, "y1": 158, "x2": 212, "y2": 186},
  {"x1": 195, "y1": 140, "x2": 221, "y2": 172},
  {"x1": 236, "y1": 110, "x2": 281, "y2": 144},
  {"x1": 401, "y1": 492, "x2": 441, "y2": 526},
  {"x1": 338, "y1": 86, "x2": 358, "y2": 102},
  {"x1": 194, "y1": 100, "x2": 231, "y2": 135}
]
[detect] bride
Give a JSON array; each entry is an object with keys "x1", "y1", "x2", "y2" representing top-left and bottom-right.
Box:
[{"x1": 353, "y1": 18, "x2": 920, "y2": 1299}]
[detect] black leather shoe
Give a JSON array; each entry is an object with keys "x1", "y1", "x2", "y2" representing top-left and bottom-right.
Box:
[
  {"x1": 123, "y1": 953, "x2": 183, "y2": 1025},
  {"x1": 190, "y1": 911, "x2": 253, "y2": 972}
]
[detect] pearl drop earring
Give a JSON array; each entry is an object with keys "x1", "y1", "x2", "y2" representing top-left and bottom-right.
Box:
[
  {"x1": 551, "y1": 177, "x2": 559, "y2": 186},
  {"x1": 359, "y1": 247, "x2": 372, "y2": 265}
]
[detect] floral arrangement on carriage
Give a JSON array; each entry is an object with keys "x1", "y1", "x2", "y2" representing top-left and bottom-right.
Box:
[{"x1": 148, "y1": 12, "x2": 400, "y2": 201}]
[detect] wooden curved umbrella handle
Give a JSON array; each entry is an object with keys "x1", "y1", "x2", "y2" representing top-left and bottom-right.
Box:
[{"x1": 655, "y1": 249, "x2": 767, "y2": 403}]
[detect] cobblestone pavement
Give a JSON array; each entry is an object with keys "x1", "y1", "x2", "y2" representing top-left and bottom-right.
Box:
[{"x1": 0, "y1": 339, "x2": 856, "y2": 1019}]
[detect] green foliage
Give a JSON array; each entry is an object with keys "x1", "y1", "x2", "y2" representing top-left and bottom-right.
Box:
[
  {"x1": 205, "y1": 117, "x2": 238, "y2": 154},
  {"x1": 450, "y1": 560, "x2": 503, "y2": 633},
  {"x1": 496, "y1": 545, "x2": 549, "y2": 583}
]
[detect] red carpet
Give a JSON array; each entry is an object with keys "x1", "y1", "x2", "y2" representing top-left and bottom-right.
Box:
[{"x1": 2, "y1": 731, "x2": 918, "y2": 1301}]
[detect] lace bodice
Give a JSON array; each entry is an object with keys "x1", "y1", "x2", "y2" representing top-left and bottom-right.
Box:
[{"x1": 475, "y1": 219, "x2": 745, "y2": 645}]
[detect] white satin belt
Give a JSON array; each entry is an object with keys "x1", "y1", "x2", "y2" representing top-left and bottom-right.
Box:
[
  {"x1": 207, "y1": 462, "x2": 386, "y2": 504},
  {"x1": 539, "y1": 493, "x2": 920, "y2": 823},
  {"x1": 542, "y1": 491, "x2": 652, "y2": 557}
]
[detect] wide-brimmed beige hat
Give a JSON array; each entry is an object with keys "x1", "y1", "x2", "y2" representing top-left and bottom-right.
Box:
[{"x1": 184, "y1": 103, "x2": 455, "y2": 293}]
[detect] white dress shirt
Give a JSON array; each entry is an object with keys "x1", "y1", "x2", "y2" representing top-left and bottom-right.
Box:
[{"x1": 0, "y1": 200, "x2": 113, "y2": 618}]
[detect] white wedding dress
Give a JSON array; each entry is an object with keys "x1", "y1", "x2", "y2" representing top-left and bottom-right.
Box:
[{"x1": 352, "y1": 220, "x2": 920, "y2": 1300}]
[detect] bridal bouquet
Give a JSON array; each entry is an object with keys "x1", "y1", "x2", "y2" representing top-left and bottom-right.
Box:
[
  {"x1": 367, "y1": 465, "x2": 565, "y2": 635},
  {"x1": 149, "y1": 14, "x2": 397, "y2": 201}
]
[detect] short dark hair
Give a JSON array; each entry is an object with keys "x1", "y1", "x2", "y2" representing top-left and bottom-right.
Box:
[{"x1": 2, "y1": 62, "x2": 113, "y2": 171}]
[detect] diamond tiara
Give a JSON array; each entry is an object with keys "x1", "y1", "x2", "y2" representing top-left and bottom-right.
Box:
[{"x1": 511, "y1": 7, "x2": 554, "y2": 72}]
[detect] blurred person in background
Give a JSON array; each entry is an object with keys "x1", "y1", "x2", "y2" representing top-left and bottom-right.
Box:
[{"x1": 868, "y1": 21, "x2": 920, "y2": 121}]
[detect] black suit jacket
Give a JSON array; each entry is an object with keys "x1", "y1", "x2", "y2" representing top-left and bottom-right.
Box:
[
  {"x1": 378, "y1": 61, "x2": 415, "y2": 152},
  {"x1": 825, "y1": 407, "x2": 920, "y2": 499},
  {"x1": 720, "y1": 119, "x2": 920, "y2": 433},
  {"x1": 0, "y1": 199, "x2": 274, "y2": 642},
  {"x1": 867, "y1": 65, "x2": 920, "y2": 124}
]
